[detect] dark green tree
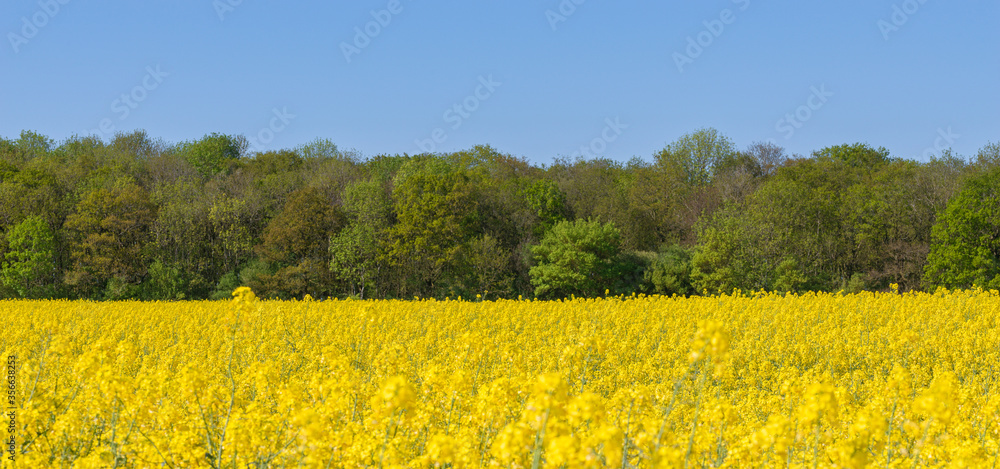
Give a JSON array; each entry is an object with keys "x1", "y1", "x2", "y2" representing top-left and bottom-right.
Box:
[
  {"x1": 689, "y1": 208, "x2": 768, "y2": 294},
  {"x1": 330, "y1": 179, "x2": 392, "y2": 298},
  {"x1": 643, "y1": 244, "x2": 694, "y2": 296},
  {"x1": 150, "y1": 177, "x2": 214, "y2": 296},
  {"x1": 255, "y1": 187, "x2": 345, "y2": 298},
  {"x1": 386, "y1": 157, "x2": 480, "y2": 297},
  {"x1": 179, "y1": 133, "x2": 248, "y2": 178},
  {"x1": 924, "y1": 167, "x2": 1000, "y2": 290},
  {"x1": 529, "y1": 219, "x2": 622, "y2": 298},
  {"x1": 463, "y1": 234, "x2": 514, "y2": 299},
  {"x1": 2, "y1": 215, "x2": 56, "y2": 298},
  {"x1": 814, "y1": 142, "x2": 890, "y2": 173},
  {"x1": 63, "y1": 178, "x2": 157, "y2": 297}
]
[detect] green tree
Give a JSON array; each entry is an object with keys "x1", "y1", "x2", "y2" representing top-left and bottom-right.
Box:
[
  {"x1": 643, "y1": 244, "x2": 694, "y2": 296},
  {"x1": 689, "y1": 208, "x2": 767, "y2": 294},
  {"x1": 179, "y1": 133, "x2": 248, "y2": 178},
  {"x1": 209, "y1": 196, "x2": 257, "y2": 276},
  {"x1": 258, "y1": 187, "x2": 344, "y2": 265},
  {"x1": 522, "y1": 179, "x2": 568, "y2": 238},
  {"x1": 975, "y1": 141, "x2": 1000, "y2": 169},
  {"x1": 330, "y1": 179, "x2": 392, "y2": 298},
  {"x1": 243, "y1": 150, "x2": 303, "y2": 177},
  {"x1": 150, "y1": 177, "x2": 214, "y2": 296},
  {"x1": 63, "y1": 178, "x2": 157, "y2": 297},
  {"x1": 386, "y1": 157, "x2": 480, "y2": 297},
  {"x1": 330, "y1": 223, "x2": 381, "y2": 298},
  {"x1": 620, "y1": 159, "x2": 690, "y2": 249},
  {"x1": 296, "y1": 138, "x2": 342, "y2": 159},
  {"x1": 813, "y1": 142, "x2": 890, "y2": 173},
  {"x1": 745, "y1": 155, "x2": 859, "y2": 289},
  {"x1": 691, "y1": 147, "x2": 950, "y2": 294},
  {"x1": 839, "y1": 160, "x2": 933, "y2": 291},
  {"x1": 529, "y1": 219, "x2": 622, "y2": 299},
  {"x1": 463, "y1": 234, "x2": 514, "y2": 299},
  {"x1": 110, "y1": 129, "x2": 162, "y2": 159},
  {"x1": 1, "y1": 216, "x2": 56, "y2": 298},
  {"x1": 15, "y1": 130, "x2": 54, "y2": 162},
  {"x1": 141, "y1": 260, "x2": 187, "y2": 300},
  {"x1": 924, "y1": 167, "x2": 1000, "y2": 290},
  {"x1": 256, "y1": 187, "x2": 345, "y2": 298},
  {"x1": 0, "y1": 167, "x2": 63, "y2": 231},
  {"x1": 772, "y1": 257, "x2": 809, "y2": 293},
  {"x1": 654, "y1": 128, "x2": 737, "y2": 187},
  {"x1": 550, "y1": 157, "x2": 624, "y2": 225}
]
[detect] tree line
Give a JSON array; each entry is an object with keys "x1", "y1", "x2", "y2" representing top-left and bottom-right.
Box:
[{"x1": 1, "y1": 128, "x2": 998, "y2": 301}]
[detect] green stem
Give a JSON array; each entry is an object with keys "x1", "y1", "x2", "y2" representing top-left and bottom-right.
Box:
[
  {"x1": 884, "y1": 399, "x2": 897, "y2": 468},
  {"x1": 685, "y1": 371, "x2": 708, "y2": 469},
  {"x1": 530, "y1": 408, "x2": 551, "y2": 469},
  {"x1": 378, "y1": 408, "x2": 399, "y2": 469}
]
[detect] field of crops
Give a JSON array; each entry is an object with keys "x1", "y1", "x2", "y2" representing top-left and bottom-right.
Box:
[{"x1": 2, "y1": 287, "x2": 1000, "y2": 468}]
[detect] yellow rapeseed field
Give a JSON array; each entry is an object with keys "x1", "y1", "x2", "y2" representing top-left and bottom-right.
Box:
[{"x1": 2, "y1": 287, "x2": 1000, "y2": 468}]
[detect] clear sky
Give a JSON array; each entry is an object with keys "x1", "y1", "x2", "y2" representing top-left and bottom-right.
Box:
[{"x1": 2, "y1": 1, "x2": 997, "y2": 165}]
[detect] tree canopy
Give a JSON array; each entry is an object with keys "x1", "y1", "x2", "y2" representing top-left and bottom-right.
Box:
[
  {"x1": 0, "y1": 129, "x2": 994, "y2": 299},
  {"x1": 924, "y1": 167, "x2": 1000, "y2": 290}
]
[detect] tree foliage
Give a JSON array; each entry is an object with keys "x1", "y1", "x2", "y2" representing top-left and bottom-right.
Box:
[
  {"x1": 924, "y1": 167, "x2": 1000, "y2": 290},
  {"x1": 386, "y1": 157, "x2": 480, "y2": 296},
  {"x1": 644, "y1": 244, "x2": 694, "y2": 296},
  {"x1": 529, "y1": 219, "x2": 622, "y2": 299},
  {"x1": 0, "y1": 129, "x2": 994, "y2": 299},
  {"x1": 63, "y1": 178, "x2": 156, "y2": 296},
  {"x1": 179, "y1": 133, "x2": 248, "y2": 178},
  {"x1": 329, "y1": 179, "x2": 391, "y2": 299},
  {"x1": 2, "y1": 215, "x2": 56, "y2": 298},
  {"x1": 654, "y1": 127, "x2": 737, "y2": 186}
]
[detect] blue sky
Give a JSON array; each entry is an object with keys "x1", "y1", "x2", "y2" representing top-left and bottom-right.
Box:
[{"x1": 2, "y1": 1, "x2": 997, "y2": 165}]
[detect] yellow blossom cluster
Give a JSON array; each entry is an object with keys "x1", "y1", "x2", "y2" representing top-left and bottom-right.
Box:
[{"x1": 2, "y1": 288, "x2": 1000, "y2": 467}]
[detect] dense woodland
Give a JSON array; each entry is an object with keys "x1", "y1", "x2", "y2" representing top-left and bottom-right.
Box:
[{"x1": 0, "y1": 128, "x2": 998, "y2": 301}]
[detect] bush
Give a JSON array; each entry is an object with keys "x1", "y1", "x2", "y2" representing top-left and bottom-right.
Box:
[
  {"x1": 529, "y1": 219, "x2": 622, "y2": 299},
  {"x1": 924, "y1": 167, "x2": 1000, "y2": 290},
  {"x1": 210, "y1": 272, "x2": 240, "y2": 300},
  {"x1": 142, "y1": 260, "x2": 187, "y2": 300},
  {"x1": 643, "y1": 244, "x2": 694, "y2": 296}
]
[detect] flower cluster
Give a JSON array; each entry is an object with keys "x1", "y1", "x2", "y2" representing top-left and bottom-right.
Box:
[{"x1": 2, "y1": 288, "x2": 1000, "y2": 467}]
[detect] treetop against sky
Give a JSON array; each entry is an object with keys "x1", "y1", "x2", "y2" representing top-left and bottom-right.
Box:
[{"x1": 3, "y1": 2, "x2": 997, "y2": 164}]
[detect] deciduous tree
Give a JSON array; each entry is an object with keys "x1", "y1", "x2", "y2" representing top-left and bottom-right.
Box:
[
  {"x1": 924, "y1": 167, "x2": 1000, "y2": 290},
  {"x1": 63, "y1": 178, "x2": 156, "y2": 296},
  {"x1": 1, "y1": 215, "x2": 56, "y2": 298},
  {"x1": 529, "y1": 219, "x2": 622, "y2": 299}
]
